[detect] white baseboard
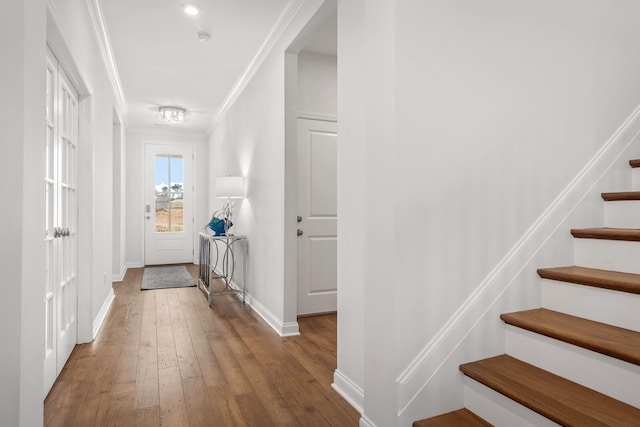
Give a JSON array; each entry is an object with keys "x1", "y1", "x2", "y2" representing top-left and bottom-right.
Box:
[
  {"x1": 245, "y1": 294, "x2": 299, "y2": 337},
  {"x1": 396, "y1": 101, "x2": 640, "y2": 417},
  {"x1": 332, "y1": 370, "x2": 364, "y2": 414},
  {"x1": 92, "y1": 288, "x2": 114, "y2": 339},
  {"x1": 112, "y1": 265, "x2": 127, "y2": 282},
  {"x1": 210, "y1": 264, "x2": 300, "y2": 337},
  {"x1": 359, "y1": 416, "x2": 378, "y2": 427},
  {"x1": 126, "y1": 261, "x2": 144, "y2": 269}
]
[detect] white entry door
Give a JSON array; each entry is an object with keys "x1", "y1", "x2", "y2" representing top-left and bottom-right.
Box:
[
  {"x1": 144, "y1": 144, "x2": 194, "y2": 265},
  {"x1": 297, "y1": 119, "x2": 338, "y2": 315},
  {"x1": 44, "y1": 48, "x2": 79, "y2": 397}
]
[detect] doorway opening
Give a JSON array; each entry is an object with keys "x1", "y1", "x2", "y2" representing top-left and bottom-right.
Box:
[
  {"x1": 284, "y1": 3, "x2": 338, "y2": 323},
  {"x1": 144, "y1": 143, "x2": 194, "y2": 265},
  {"x1": 44, "y1": 46, "x2": 80, "y2": 397}
]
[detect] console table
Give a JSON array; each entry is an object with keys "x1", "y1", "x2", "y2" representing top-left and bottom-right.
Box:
[{"x1": 198, "y1": 232, "x2": 247, "y2": 306}]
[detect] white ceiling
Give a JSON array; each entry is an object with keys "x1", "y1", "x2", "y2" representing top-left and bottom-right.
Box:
[
  {"x1": 300, "y1": 9, "x2": 337, "y2": 56},
  {"x1": 101, "y1": 0, "x2": 290, "y2": 133}
]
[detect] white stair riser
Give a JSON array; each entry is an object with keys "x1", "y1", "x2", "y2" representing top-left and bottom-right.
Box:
[
  {"x1": 541, "y1": 279, "x2": 640, "y2": 331},
  {"x1": 464, "y1": 376, "x2": 558, "y2": 427},
  {"x1": 632, "y1": 168, "x2": 640, "y2": 191},
  {"x1": 505, "y1": 326, "x2": 640, "y2": 408},
  {"x1": 604, "y1": 200, "x2": 640, "y2": 228},
  {"x1": 574, "y1": 239, "x2": 640, "y2": 274}
]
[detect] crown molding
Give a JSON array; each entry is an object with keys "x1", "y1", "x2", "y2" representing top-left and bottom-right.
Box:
[
  {"x1": 47, "y1": 0, "x2": 94, "y2": 98},
  {"x1": 85, "y1": 0, "x2": 127, "y2": 120},
  {"x1": 128, "y1": 125, "x2": 208, "y2": 139},
  {"x1": 207, "y1": 0, "x2": 307, "y2": 135}
]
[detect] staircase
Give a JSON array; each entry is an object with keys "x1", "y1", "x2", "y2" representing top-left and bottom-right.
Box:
[{"x1": 414, "y1": 159, "x2": 640, "y2": 426}]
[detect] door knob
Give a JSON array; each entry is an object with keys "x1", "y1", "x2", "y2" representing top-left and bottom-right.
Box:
[
  {"x1": 297, "y1": 229, "x2": 303, "y2": 236},
  {"x1": 297, "y1": 216, "x2": 302, "y2": 223}
]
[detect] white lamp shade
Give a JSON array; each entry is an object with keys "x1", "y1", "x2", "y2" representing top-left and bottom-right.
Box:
[{"x1": 216, "y1": 176, "x2": 244, "y2": 198}]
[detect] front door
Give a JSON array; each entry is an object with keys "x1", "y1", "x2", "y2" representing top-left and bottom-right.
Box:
[
  {"x1": 144, "y1": 144, "x2": 194, "y2": 265},
  {"x1": 297, "y1": 119, "x2": 338, "y2": 315},
  {"x1": 44, "y1": 48, "x2": 79, "y2": 396}
]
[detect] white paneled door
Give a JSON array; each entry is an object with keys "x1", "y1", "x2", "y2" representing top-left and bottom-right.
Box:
[
  {"x1": 144, "y1": 144, "x2": 194, "y2": 265},
  {"x1": 44, "y1": 48, "x2": 79, "y2": 397},
  {"x1": 297, "y1": 119, "x2": 338, "y2": 315}
]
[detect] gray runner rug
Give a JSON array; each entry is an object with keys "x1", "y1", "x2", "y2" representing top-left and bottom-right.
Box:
[{"x1": 141, "y1": 266, "x2": 195, "y2": 290}]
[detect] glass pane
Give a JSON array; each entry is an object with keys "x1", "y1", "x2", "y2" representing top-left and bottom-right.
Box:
[
  {"x1": 169, "y1": 156, "x2": 184, "y2": 232},
  {"x1": 46, "y1": 182, "x2": 53, "y2": 233},
  {"x1": 46, "y1": 67, "x2": 53, "y2": 122},
  {"x1": 154, "y1": 155, "x2": 185, "y2": 233},
  {"x1": 46, "y1": 125, "x2": 54, "y2": 180},
  {"x1": 155, "y1": 156, "x2": 169, "y2": 232}
]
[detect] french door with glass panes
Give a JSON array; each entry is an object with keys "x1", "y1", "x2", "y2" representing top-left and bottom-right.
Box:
[{"x1": 44, "y1": 48, "x2": 79, "y2": 397}]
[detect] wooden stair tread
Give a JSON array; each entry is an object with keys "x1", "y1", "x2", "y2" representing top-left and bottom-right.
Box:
[
  {"x1": 537, "y1": 265, "x2": 640, "y2": 294},
  {"x1": 629, "y1": 159, "x2": 640, "y2": 168},
  {"x1": 500, "y1": 308, "x2": 640, "y2": 366},
  {"x1": 460, "y1": 354, "x2": 640, "y2": 426},
  {"x1": 413, "y1": 409, "x2": 491, "y2": 427},
  {"x1": 602, "y1": 191, "x2": 640, "y2": 201},
  {"x1": 570, "y1": 227, "x2": 640, "y2": 241}
]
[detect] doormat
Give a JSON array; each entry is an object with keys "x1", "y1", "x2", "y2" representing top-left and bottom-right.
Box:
[{"x1": 141, "y1": 266, "x2": 195, "y2": 290}]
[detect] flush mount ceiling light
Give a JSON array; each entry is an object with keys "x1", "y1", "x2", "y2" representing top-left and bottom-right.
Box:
[
  {"x1": 182, "y1": 3, "x2": 200, "y2": 16},
  {"x1": 159, "y1": 106, "x2": 187, "y2": 124}
]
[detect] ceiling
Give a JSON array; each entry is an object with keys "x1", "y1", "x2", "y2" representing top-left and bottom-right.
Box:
[
  {"x1": 299, "y1": 9, "x2": 337, "y2": 56},
  {"x1": 100, "y1": 0, "x2": 291, "y2": 133}
]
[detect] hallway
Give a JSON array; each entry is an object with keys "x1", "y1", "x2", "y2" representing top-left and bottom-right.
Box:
[{"x1": 44, "y1": 266, "x2": 358, "y2": 426}]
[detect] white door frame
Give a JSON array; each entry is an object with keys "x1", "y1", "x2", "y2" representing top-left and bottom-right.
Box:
[
  {"x1": 283, "y1": 45, "x2": 338, "y2": 330},
  {"x1": 142, "y1": 141, "x2": 196, "y2": 266},
  {"x1": 47, "y1": 4, "x2": 95, "y2": 346},
  {"x1": 296, "y1": 118, "x2": 338, "y2": 315}
]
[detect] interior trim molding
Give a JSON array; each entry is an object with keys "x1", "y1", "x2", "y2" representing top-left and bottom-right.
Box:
[
  {"x1": 208, "y1": 0, "x2": 306, "y2": 134},
  {"x1": 245, "y1": 294, "x2": 300, "y2": 337},
  {"x1": 92, "y1": 288, "x2": 115, "y2": 340},
  {"x1": 128, "y1": 125, "x2": 208, "y2": 138},
  {"x1": 359, "y1": 416, "x2": 378, "y2": 427},
  {"x1": 85, "y1": 0, "x2": 127, "y2": 118},
  {"x1": 332, "y1": 369, "x2": 364, "y2": 414},
  {"x1": 126, "y1": 261, "x2": 144, "y2": 269},
  {"x1": 395, "y1": 101, "x2": 640, "y2": 417},
  {"x1": 112, "y1": 265, "x2": 127, "y2": 283},
  {"x1": 298, "y1": 112, "x2": 338, "y2": 122},
  {"x1": 46, "y1": 0, "x2": 93, "y2": 98}
]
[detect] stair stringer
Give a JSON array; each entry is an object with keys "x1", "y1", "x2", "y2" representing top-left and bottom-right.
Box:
[{"x1": 396, "y1": 107, "x2": 640, "y2": 426}]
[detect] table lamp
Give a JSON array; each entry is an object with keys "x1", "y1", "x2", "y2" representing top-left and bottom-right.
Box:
[{"x1": 216, "y1": 176, "x2": 244, "y2": 235}]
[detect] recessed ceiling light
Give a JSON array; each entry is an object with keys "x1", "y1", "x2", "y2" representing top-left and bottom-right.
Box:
[
  {"x1": 198, "y1": 31, "x2": 211, "y2": 43},
  {"x1": 182, "y1": 3, "x2": 200, "y2": 16}
]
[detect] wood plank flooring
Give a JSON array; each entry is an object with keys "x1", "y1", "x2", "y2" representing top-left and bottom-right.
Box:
[{"x1": 44, "y1": 265, "x2": 360, "y2": 427}]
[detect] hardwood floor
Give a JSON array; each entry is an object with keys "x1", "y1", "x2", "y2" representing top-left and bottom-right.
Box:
[{"x1": 44, "y1": 265, "x2": 359, "y2": 426}]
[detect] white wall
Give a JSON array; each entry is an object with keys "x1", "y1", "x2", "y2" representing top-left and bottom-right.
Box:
[
  {"x1": 298, "y1": 50, "x2": 337, "y2": 118},
  {"x1": 208, "y1": 0, "x2": 327, "y2": 336},
  {"x1": 0, "y1": 0, "x2": 129, "y2": 422},
  {"x1": 338, "y1": 0, "x2": 640, "y2": 425},
  {"x1": 125, "y1": 127, "x2": 209, "y2": 267},
  {"x1": 335, "y1": 0, "x2": 367, "y2": 416},
  {"x1": 0, "y1": 0, "x2": 47, "y2": 425},
  {"x1": 112, "y1": 113, "x2": 126, "y2": 281},
  {"x1": 50, "y1": 0, "x2": 121, "y2": 342}
]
